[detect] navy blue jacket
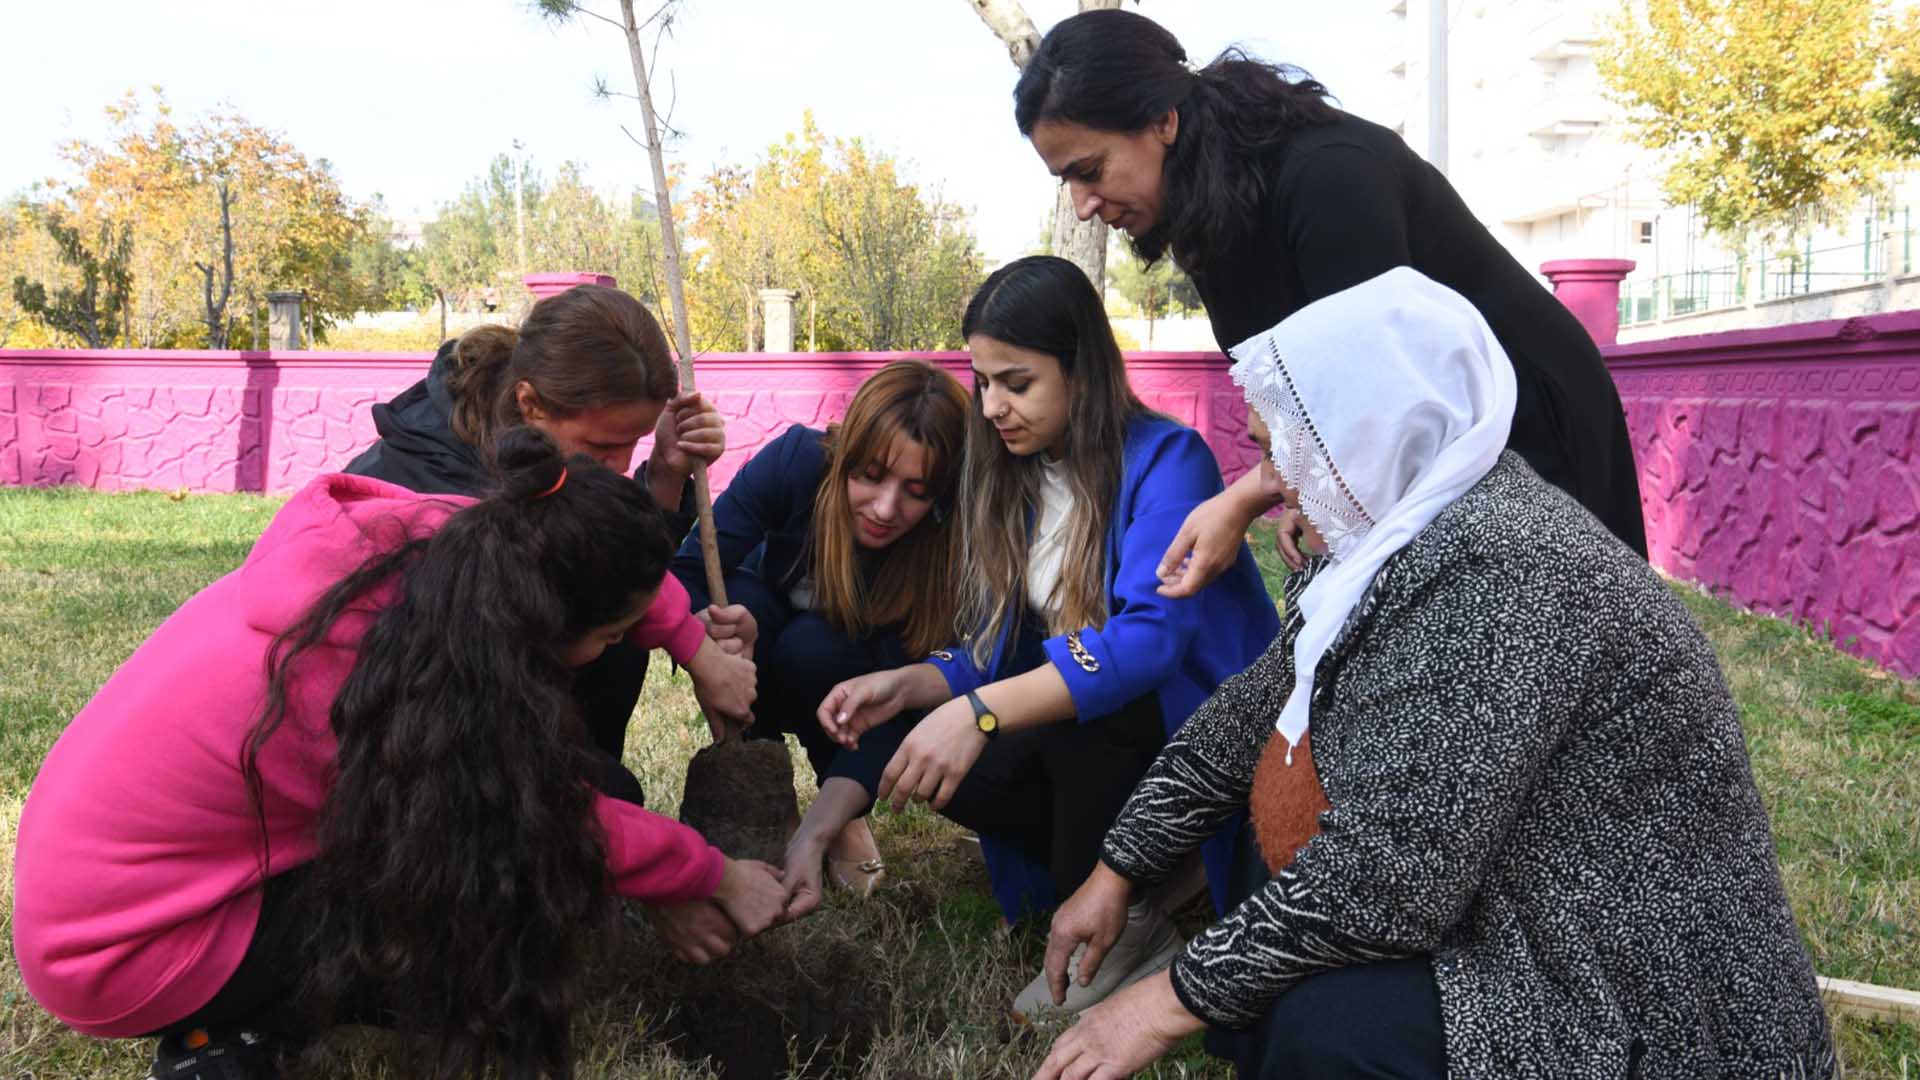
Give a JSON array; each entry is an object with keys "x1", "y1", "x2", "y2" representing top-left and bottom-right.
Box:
[
  {"x1": 672, "y1": 423, "x2": 826, "y2": 614},
  {"x1": 927, "y1": 414, "x2": 1281, "y2": 917}
]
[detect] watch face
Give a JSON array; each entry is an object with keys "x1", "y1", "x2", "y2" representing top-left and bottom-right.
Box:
[{"x1": 977, "y1": 712, "x2": 998, "y2": 734}]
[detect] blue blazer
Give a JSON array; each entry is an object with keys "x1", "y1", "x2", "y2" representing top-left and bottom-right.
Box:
[
  {"x1": 672, "y1": 424, "x2": 826, "y2": 614},
  {"x1": 926, "y1": 414, "x2": 1281, "y2": 918}
]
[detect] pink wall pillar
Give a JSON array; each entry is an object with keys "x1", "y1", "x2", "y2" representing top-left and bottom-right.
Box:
[
  {"x1": 522, "y1": 272, "x2": 616, "y2": 299},
  {"x1": 1541, "y1": 258, "x2": 1636, "y2": 347}
]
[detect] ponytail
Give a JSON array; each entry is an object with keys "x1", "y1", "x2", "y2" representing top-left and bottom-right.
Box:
[{"x1": 445, "y1": 323, "x2": 519, "y2": 447}]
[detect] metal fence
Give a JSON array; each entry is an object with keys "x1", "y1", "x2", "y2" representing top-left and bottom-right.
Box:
[{"x1": 1619, "y1": 205, "x2": 1914, "y2": 327}]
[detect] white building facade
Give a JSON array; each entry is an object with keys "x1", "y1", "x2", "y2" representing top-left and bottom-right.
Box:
[{"x1": 1385, "y1": 0, "x2": 1920, "y2": 340}]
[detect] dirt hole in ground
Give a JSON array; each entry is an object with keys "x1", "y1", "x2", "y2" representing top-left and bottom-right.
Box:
[{"x1": 657, "y1": 930, "x2": 898, "y2": 1078}]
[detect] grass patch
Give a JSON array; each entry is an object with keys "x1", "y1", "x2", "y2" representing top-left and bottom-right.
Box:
[{"x1": 0, "y1": 497, "x2": 1913, "y2": 1076}]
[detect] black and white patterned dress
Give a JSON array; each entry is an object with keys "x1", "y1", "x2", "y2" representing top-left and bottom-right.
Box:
[{"x1": 1103, "y1": 453, "x2": 1834, "y2": 1078}]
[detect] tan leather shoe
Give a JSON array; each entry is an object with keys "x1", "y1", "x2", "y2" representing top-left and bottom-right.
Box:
[
  {"x1": 826, "y1": 817, "x2": 885, "y2": 896},
  {"x1": 827, "y1": 855, "x2": 887, "y2": 896}
]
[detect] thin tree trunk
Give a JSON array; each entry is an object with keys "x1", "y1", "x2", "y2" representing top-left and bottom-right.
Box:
[
  {"x1": 966, "y1": 0, "x2": 1040, "y2": 66},
  {"x1": 969, "y1": 0, "x2": 1125, "y2": 294},
  {"x1": 617, "y1": 0, "x2": 728, "y2": 613},
  {"x1": 193, "y1": 181, "x2": 236, "y2": 349},
  {"x1": 1051, "y1": 186, "x2": 1106, "y2": 297}
]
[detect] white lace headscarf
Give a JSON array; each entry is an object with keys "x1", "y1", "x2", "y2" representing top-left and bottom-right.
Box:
[{"x1": 1228, "y1": 267, "x2": 1517, "y2": 759}]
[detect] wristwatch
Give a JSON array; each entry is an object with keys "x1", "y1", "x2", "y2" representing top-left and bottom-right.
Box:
[{"x1": 965, "y1": 690, "x2": 999, "y2": 738}]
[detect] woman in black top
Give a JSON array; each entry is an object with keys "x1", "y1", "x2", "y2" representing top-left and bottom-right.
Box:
[{"x1": 1011, "y1": 9, "x2": 1647, "y2": 590}]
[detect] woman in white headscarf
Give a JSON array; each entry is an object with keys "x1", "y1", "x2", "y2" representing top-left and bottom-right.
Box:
[{"x1": 1028, "y1": 268, "x2": 1833, "y2": 1080}]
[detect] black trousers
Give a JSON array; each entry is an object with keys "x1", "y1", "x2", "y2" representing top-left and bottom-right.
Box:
[
  {"x1": 1206, "y1": 824, "x2": 1446, "y2": 1080},
  {"x1": 725, "y1": 570, "x2": 912, "y2": 802},
  {"x1": 934, "y1": 615, "x2": 1166, "y2": 901},
  {"x1": 573, "y1": 639, "x2": 652, "y2": 807},
  {"x1": 144, "y1": 867, "x2": 371, "y2": 1039}
]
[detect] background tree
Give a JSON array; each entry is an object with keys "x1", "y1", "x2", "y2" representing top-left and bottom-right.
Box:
[
  {"x1": 7, "y1": 91, "x2": 369, "y2": 347},
  {"x1": 966, "y1": 0, "x2": 1137, "y2": 294},
  {"x1": 346, "y1": 197, "x2": 433, "y2": 316},
  {"x1": 682, "y1": 116, "x2": 984, "y2": 351},
  {"x1": 415, "y1": 152, "x2": 667, "y2": 339},
  {"x1": 1109, "y1": 242, "x2": 1178, "y2": 347},
  {"x1": 1598, "y1": 0, "x2": 1919, "y2": 242},
  {"x1": 10, "y1": 207, "x2": 133, "y2": 348},
  {"x1": 1879, "y1": 6, "x2": 1920, "y2": 158}
]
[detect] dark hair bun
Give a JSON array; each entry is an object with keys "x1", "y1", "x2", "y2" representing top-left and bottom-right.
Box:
[{"x1": 492, "y1": 425, "x2": 569, "y2": 500}]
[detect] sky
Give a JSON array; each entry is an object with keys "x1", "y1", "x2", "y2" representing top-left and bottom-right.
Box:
[{"x1": 0, "y1": 1, "x2": 1398, "y2": 264}]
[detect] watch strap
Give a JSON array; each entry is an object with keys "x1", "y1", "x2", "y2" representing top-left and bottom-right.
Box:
[{"x1": 965, "y1": 690, "x2": 999, "y2": 737}]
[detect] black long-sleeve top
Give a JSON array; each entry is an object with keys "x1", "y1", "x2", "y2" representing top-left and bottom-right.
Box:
[{"x1": 1189, "y1": 112, "x2": 1647, "y2": 556}]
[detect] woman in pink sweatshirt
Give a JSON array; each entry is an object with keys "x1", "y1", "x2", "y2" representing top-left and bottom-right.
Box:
[{"x1": 12, "y1": 428, "x2": 788, "y2": 1080}]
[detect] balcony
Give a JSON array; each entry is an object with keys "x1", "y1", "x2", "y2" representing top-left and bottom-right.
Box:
[
  {"x1": 1527, "y1": 90, "x2": 1610, "y2": 137},
  {"x1": 1494, "y1": 158, "x2": 1618, "y2": 224},
  {"x1": 1527, "y1": 7, "x2": 1603, "y2": 62}
]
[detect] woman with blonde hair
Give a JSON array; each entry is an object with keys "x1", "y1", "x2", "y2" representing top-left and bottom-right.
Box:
[
  {"x1": 812, "y1": 256, "x2": 1279, "y2": 1017},
  {"x1": 672, "y1": 360, "x2": 970, "y2": 904}
]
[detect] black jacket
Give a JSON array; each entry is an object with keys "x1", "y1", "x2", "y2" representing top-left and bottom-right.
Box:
[
  {"x1": 1190, "y1": 113, "x2": 1648, "y2": 556},
  {"x1": 671, "y1": 423, "x2": 826, "y2": 615},
  {"x1": 343, "y1": 341, "x2": 488, "y2": 495}
]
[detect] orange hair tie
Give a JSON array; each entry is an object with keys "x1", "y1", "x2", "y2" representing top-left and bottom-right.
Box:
[{"x1": 534, "y1": 466, "x2": 568, "y2": 500}]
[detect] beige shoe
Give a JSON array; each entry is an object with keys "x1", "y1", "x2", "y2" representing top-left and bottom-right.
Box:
[
  {"x1": 826, "y1": 817, "x2": 885, "y2": 897},
  {"x1": 1011, "y1": 899, "x2": 1184, "y2": 1021}
]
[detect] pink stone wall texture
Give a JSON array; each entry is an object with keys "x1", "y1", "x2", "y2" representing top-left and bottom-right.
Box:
[
  {"x1": 1604, "y1": 311, "x2": 1920, "y2": 678},
  {"x1": 8, "y1": 327, "x2": 1915, "y2": 677},
  {"x1": 0, "y1": 349, "x2": 1261, "y2": 497}
]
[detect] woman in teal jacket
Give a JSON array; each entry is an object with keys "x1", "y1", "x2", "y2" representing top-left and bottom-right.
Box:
[{"x1": 804, "y1": 256, "x2": 1279, "y2": 1019}]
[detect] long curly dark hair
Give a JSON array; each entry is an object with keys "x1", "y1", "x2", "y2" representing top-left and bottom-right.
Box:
[
  {"x1": 243, "y1": 426, "x2": 674, "y2": 1078},
  {"x1": 1013, "y1": 9, "x2": 1340, "y2": 272}
]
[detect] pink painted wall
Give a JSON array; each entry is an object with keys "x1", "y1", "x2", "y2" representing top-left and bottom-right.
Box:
[
  {"x1": 7, "y1": 329, "x2": 1914, "y2": 677},
  {"x1": 0, "y1": 349, "x2": 1261, "y2": 496},
  {"x1": 1604, "y1": 312, "x2": 1920, "y2": 678}
]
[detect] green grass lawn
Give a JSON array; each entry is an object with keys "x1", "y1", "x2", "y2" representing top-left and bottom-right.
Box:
[{"x1": 1, "y1": 489, "x2": 1916, "y2": 1078}]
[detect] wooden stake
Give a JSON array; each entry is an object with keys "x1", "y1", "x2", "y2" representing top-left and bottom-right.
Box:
[
  {"x1": 617, "y1": 0, "x2": 738, "y2": 738},
  {"x1": 1818, "y1": 975, "x2": 1920, "y2": 1025}
]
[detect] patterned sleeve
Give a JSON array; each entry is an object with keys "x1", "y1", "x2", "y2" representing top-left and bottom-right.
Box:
[
  {"x1": 1099, "y1": 560, "x2": 1316, "y2": 887},
  {"x1": 1167, "y1": 558, "x2": 1586, "y2": 1029}
]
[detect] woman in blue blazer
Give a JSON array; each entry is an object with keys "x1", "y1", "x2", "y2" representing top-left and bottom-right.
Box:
[
  {"x1": 673, "y1": 361, "x2": 970, "y2": 899},
  {"x1": 806, "y1": 257, "x2": 1279, "y2": 1019}
]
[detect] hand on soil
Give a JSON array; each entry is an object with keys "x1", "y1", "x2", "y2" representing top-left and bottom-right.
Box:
[
  {"x1": 1030, "y1": 969, "x2": 1201, "y2": 1080},
  {"x1": 647, "y1": 899, "x2": 739, "y2": 964},
  {"x1": 781, "y1": 835, "x2": 827, "y2": 920},
  {"x1": 714, "y1": 857, "x2": 788, "y2": 937}
]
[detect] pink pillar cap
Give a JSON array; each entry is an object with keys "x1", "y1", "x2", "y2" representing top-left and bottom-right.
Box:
[
  {"x1": 523, "y1": 272, "x2": 617, "y2": 299},
  {"x1": 1541, "y1": 259, "x2": 1636, "y2": 348}
]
